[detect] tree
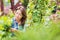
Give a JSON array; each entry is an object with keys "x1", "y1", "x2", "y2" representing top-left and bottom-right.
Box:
[
  {"x1": 10, "y1": 0, "x2": 14, "y2": 12},
  {"x1": 0, "y1": 0, "x2": 4, "y2": 15}
]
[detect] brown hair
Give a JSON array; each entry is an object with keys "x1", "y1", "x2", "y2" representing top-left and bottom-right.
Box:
[
  {"x1": 16, "y1": 6, "x2": 27, "y2": 26},
  {"x1": 14, "y1": 2, "x2": 27, "y2": 26},
  {"x1": 14, "y1": 1, "x2": 23, "y2": 10}
]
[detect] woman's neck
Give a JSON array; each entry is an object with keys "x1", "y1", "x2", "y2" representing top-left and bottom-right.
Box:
[{"x1": 15, "y1": 18, "x2": 21, "y2": 25}]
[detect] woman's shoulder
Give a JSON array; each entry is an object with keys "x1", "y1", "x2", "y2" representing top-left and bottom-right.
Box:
[{"x1": 11, "y1": 17, "x2": 15, "y2": 22}]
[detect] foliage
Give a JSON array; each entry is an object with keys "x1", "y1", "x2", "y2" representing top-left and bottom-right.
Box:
[
  {"x1": 0, "y1": 0, "x2": 60, "y2": 40},
  {"x1": 1, "y1": 20, "x2": 60, "y2": 40},
  {"x1": 20, "y1": 0, "x2": 29, "y2": 8},
  {"x1": 26, "y1": 0, "x2": 56, "y2": 24},
  {"x1": 0, "y1": 15, "x2": 12, "y2": 39},
  {"x1": 0, "y1": 16, "x2": 11, "y2": 30}
]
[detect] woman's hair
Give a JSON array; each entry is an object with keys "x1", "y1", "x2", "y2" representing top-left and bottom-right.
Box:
[
  {"x1": 18, "y1": 6, "x2": 27, "y2": 26},
  {"x1": 14, "y1": 1, "x2": 23, "y2": 10},
  {"x1": 15, "y1": 4, "x2": 27, "y2": 26},
  {"x1": 14, "y1": 1, "x2": 27, "y2": 27}
]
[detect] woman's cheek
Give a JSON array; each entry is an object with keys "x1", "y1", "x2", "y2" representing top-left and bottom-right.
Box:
[
  {"x1": 15, "y1": 14, "x2": 19, "y2": 17},
  {"x1": 19, "y1": 16, "x2": 22, "y2": 19}
]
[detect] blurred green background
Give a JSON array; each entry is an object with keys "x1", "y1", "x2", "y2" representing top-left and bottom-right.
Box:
[{"x1": 0, "y1": 0, "x2": 60, "y2": 40}]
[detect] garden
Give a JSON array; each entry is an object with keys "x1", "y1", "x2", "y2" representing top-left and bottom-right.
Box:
[{"x1": 0, "y1": 0, "x2": 60, "y2": 40}]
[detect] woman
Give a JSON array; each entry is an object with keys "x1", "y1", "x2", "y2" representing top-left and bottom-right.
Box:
[{"x1": 11, "y1": 6, "x2": 27, "y2": 32}]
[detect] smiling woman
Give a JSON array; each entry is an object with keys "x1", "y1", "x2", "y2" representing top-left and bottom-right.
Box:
[{"x1": 11, "y1": 6, "x2": 27, "y2": 32}]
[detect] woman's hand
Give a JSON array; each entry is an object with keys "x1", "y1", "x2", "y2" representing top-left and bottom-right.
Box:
[{"x1": 11, "y1": 28, "x2": 17, "y2": 32}]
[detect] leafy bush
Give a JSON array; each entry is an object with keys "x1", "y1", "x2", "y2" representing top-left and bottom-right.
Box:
[
  {"x1": 2, "y1": 20, "x2": 60, "y2": 40},
  {"x1": 0, "y1": 0, "x2": 60, "y2": 40},
  {"x1": 0, "y1": 15, "x2": 12, "y2": 39}
]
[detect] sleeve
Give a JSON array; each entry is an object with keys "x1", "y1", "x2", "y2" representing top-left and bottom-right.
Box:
[{"x1": 11, "y1": 18, "x2": 14, "y2": 28}]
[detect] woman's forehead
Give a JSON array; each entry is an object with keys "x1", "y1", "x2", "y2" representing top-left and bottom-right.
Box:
[
  {"x1": 16, "y1": 10, "x2": 22, "y2": 14},
  {"x1": 16, "y1": 10, "x2": 21, "y2": 12}
]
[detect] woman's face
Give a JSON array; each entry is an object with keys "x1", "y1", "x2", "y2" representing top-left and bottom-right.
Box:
[{"x1": 15, "y1": 10, "x2": 22, "y2": 20}]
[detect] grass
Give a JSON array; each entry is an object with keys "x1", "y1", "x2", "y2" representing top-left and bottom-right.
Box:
[{"x1": 1, "y1": 16, "x2": 60, "y2": 40}]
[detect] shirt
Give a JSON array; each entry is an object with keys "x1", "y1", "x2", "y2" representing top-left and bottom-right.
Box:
[{"x1": 11, "y1": 17, "x2": 24, "y2": 31}]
